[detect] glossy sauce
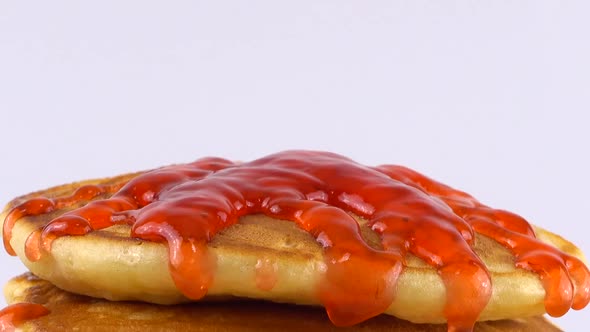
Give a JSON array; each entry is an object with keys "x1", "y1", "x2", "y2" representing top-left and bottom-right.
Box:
[
  {"x1": 255, "y1": 257, "x2": 279, "y2": 291},
  {"x1": 0, "y1": 303, "x2": 49, "y2": 331},
  {"x1": 2, "y1": 151, "x2": 589, "y2": 332},
  {"x1": 3, "y1": 183, "x2": 123, "y2": 256}
]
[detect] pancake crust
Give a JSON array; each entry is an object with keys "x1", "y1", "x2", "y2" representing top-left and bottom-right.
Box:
[
  {"x1": 4, "y1": 273, "x2": 561, "y2": 332},
  {"x1": 1, "y1": 173, "x2": 587, "y2": 324}
]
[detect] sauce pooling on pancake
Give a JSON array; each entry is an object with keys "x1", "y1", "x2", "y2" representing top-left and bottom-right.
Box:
[
  {"x1": 2, "y1": 183, "x2": 124, "y2": 257},
  {"x1": 0, "y1": 303, "x2": 49, "y2": 331},
  {"x1": 3, "y1": 151, "x2": 590, "y2": 332}
]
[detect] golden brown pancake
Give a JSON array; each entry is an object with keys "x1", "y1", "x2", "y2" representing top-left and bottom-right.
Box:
[
  {"x1": 1, "y1": 173, "x2": 586, "y2": 324},
  {"x1": 3, "y1": 273, "x2": 561, "y2": 332}
]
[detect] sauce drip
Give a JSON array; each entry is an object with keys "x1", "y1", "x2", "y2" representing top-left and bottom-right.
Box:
[
  {"x1": 2, "y1": 151, "x2": 589, "y2": 332},
  {"x1": 255, "y1": 257, "x2": 279, "y2": 291},
  {"x1": 3, "y1": 183, "x2": 123, "y2": 256},
  {"x1": 0, "y1": 303, "x2": 49, "y2": 331}
]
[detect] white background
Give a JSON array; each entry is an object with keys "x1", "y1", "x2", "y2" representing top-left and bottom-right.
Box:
[{"x1": 0, "y1": 1, "x2": 588, "y2": 330}]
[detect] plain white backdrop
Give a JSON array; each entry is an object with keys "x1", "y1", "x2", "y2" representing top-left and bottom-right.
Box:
[{"x1": 1, "y1": 1, "x2": 588, "y2": 330}]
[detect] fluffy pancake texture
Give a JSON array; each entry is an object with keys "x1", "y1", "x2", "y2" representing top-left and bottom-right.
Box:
[
  {"x1": 1, "y1": 173, "x2": 587, "y2": 324},
  {"x1": 4, "y1": 273, "x2": 561, "y2": 332}
]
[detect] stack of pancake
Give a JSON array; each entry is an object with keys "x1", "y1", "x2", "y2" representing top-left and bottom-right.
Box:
[{"x1": 1, "y1": 151, "x2": 588, "y2": 331}]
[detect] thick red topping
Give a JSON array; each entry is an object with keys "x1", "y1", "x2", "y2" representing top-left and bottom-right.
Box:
[
  {"x1": 3, "y1": 183, "x2": 123, "y2": 256},
  {"x1": 0, "y1": 303, "x2": 49, "y2": 331},
  {"x1": 2, "y1": 151, "x2": 589, "y2": 332}
]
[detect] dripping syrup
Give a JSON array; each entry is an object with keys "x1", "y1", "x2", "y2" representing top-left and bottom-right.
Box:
[
  {"x1": 2, "y1": 151, "x2": 588, "y2": 331},
  {"x1": 0, "y1": 303, "x2": 49, "y2": 331}
]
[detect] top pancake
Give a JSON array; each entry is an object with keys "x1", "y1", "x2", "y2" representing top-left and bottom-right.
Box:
[{"x1": 1, "y1": 172, "x2": 588, "y2": 324}]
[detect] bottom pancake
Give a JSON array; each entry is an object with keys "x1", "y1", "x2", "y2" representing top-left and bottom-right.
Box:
[{"x1": 3, "y1": 273, "x2": 561, "y2": 332}]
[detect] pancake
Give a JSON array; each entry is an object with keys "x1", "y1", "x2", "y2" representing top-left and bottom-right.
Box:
[
  {"x1": 2, "y1": 272, "x2": 562, "y2": 332},
  {"x1": 0, "y1": 173, "x2": 586, "y2": 324},
  {"x1": 1, "y1": 151, "x2": 588, "y2": 330}
]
